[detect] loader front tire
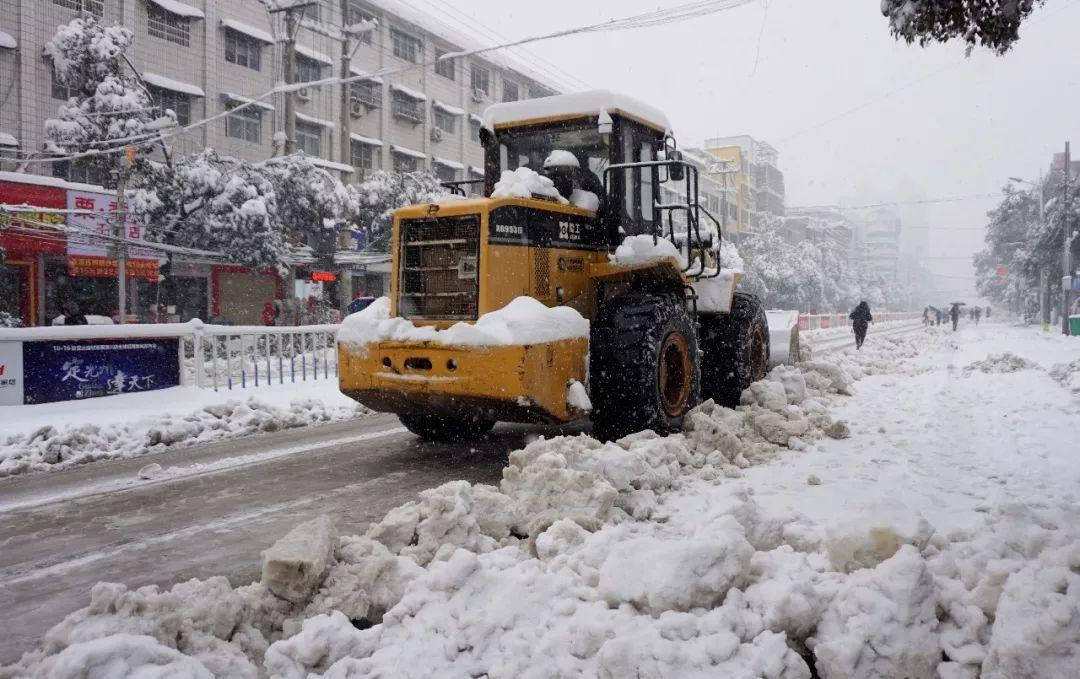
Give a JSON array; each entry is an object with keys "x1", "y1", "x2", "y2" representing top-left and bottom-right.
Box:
[
  {"x1": 590, "y1": 293, "x2": 700, "y2": 442},
  {"x1": 398, "y1": 413, "x2": 495, "y2": 442},
  {"x1": 699, "y1": 292, "x2": 770, "y2": 408}
]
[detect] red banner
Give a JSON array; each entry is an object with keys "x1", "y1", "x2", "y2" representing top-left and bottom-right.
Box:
[
  {"x1": 68, "y1": 255, "x2": 159, "y2": 280},
  {"x1": 0, "y1": 180, "x2": 68, "y2": 255}
]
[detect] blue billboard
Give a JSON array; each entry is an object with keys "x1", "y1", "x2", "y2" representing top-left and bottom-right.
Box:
[{"x1": 22, "y1": 338, "x2": 180, "y2": 404}]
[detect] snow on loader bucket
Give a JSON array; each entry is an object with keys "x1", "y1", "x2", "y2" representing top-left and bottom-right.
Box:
[{"x1": 765, "y1": 310, "x2": 801, "y2": 367}]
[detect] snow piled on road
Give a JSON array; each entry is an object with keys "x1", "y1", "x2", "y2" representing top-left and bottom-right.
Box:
[
  {"x1": 0, "y1": 391, "x2": 369, "y2": 478},
  {"x1": 4, "y1": 324, "x2": 1080, "y2": 678}
]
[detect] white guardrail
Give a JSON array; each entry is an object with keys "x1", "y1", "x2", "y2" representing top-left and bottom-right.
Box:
[
  {"x1": 0, "y1": 321, "x2": 339, "y2": 391},
  {"x1": 0, "y1": 311, "x2": 924, "y2": 393}
]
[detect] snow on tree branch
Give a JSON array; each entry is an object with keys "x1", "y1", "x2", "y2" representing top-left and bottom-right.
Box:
[{"x1": 882, "y1": 0, "x2": 1046, "y2": 54}]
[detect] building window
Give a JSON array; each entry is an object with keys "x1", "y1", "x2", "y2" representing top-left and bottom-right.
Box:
[
  {"x1": 225, "y1": 104, "x2": 261, "y2": 143},
  {"x1": 350, "y1": 80, "x2": 382, "y2": 108},
  {"x1": 350, "y1": 142, "x2": 379, "y2": 176},
  {"x1": 393, "y1": 152, "x2": 418, "y2": 173},
  {"x1": 502, "y1": 80, "x2": 519, "y2": 102},
  {"x1": 150, "y1": 87, "x2": 191, "y2": 126},
  {"x1": 147, "y1": 4, "x2": 191, "y2": 47},
  {"x1": 304, "y1": 0, "x2": 322, "y2": 22},
  {"x1": 433, "y1": 163, "x2": 457, "y2": 184},
  {"x1": 433, "y1": 108, "x2": 457, "y2": 134},
  {"x1": 296, "y1": 121, "x2": 322, "y2": 157},
  {"x1": 225, "y1": 30, "x2": 262, "y2": 71},
  {"x1": 346, "y1": 3, "x2": 375, "y2": 44},
  {"x1": 391, "y1": 28, "x2": 421, "y2": 63},
  {"x1": 296, "y1": 54, "x2": 323, "y2": 84},
  {"x1": 470, "y1": 64, "x2": 490, "y2": 95},
  {"x1": 52, "y1": 0, "x2": 103, "y2": 17},
  {"x1": 468, "y1": 167, "x2": 484, "y2": 183},
  {"x1": 49, "y1": 62, "x2": 75, "y2": 100},
  {"x1": 434, "y1": 47, "x2": 455, "y2": 80},
  {"x1": 391, "y1": 91, "x2": 423, "y2": 124}
]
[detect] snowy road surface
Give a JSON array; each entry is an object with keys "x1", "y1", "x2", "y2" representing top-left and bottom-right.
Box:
[{"x1": 0, "y1": 414, "x2": 585, "y2": 664}]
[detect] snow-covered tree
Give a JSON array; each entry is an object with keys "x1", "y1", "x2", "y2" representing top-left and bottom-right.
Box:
[
  {"x1": 351, "y1": 171, "x2": 451, "y2": 251},
  {"x1": 260, "y1": 155, "x2": 358, "y2": 266},
  {"x1": 882, "y1": 0, "x2": 1045, "y2": 54},
  {"x1": 44, "y1": 16, "x2": 167, "y2": 184},
  {"x1": 973, "y1": 182, "x2": 1048, "y2": 317},
  {"x1": 129, "y1": 151, "x2": 286, "y2": 271}
]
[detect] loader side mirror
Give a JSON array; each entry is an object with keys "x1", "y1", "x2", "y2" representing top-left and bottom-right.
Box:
[{"x1": 668, "y1": 150, "x2": 685, "y2": 182}]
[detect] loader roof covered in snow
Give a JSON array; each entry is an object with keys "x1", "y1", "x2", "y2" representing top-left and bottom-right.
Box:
[{"x1": 482, "y1": 89, "x2": 673, "y2": 134}]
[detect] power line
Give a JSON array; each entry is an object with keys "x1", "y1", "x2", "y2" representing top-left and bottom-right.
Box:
[{"x1": 788, "y1": 192, "x2": 1002, "y2": 211}]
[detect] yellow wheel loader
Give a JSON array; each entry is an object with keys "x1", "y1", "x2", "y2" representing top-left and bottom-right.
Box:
[{"x1": 338, "y1": 90, "x2": 769, "y2": 442}]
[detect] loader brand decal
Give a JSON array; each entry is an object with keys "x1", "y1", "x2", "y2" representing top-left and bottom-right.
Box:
[{"x1": 488, "y1": 206, "x2": 605, "y2": 251}]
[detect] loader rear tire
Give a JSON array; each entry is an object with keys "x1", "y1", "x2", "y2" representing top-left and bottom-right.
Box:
[
  {"x1": 398, "y1": 413, "x2": 495, "y2": 442},
  {"x1": 699, "y1": 292, "x2": 770, "y2": 408},
  {"x1": 590, "y1": 293, "x2": 700, "y2": 442}
]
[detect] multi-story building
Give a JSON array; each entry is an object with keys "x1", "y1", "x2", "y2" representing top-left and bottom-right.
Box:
[
  {"x1": 700, "y1": 135, "x2": 784, "y2": 233},
  {"x1": 657, "y1": 148, "x2": 735, "y2": 242},
  {"x1": 854, "y1": 208, "x2": 902, "y2": 283},
  {"x1": 0, "y1": 0, "x2": 560, "y2": 183},
  {"x1": 784, "y1": 206, "x2": 856, "y2": 262},
  {"x1": 0, "y1": 0, "x2": 563, "y2": 325}
]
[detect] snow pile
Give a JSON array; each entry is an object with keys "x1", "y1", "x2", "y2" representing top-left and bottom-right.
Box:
[
  {"x1": 542, "y1": 149, "x2": 579, "y2": 168},
  {"x1": 964, "y1": 352, "x2": 1039, "y2": 375},
  {"x1": 1049, "y1": 358, "x2": 1080, "y2": 394},
  {"x1": 8, "y1": 338, "x2": 1080, "y2": 678},
  {"x1": 610, "y1": 234, "x2": 688, "y2": 268},
  {"x1": 569, "y1": 188, "x2": 600, "y2": 212},
  {"x1": 338, "y1": 296, "x2": 589, "y2": 348},
  {"x1": 490, "y1": 166, "x2": 567, "y2": 204},
  {"x1": 0, "y1": 397, "x2": 369, "y2": 477}
]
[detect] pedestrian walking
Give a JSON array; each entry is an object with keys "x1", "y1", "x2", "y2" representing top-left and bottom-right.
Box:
[
  {"x1": 974, "y1": 307, "x2": 982, "y2": 325},
  {"x1": 950, "y1": 303, "x2": 961, "y2": 331},
  {"x1": 923, "y1": 307, "x2": 930, "y2": 326},
  {"x1": 849, "y1": 301, "x2": 873, "y2": 349}
]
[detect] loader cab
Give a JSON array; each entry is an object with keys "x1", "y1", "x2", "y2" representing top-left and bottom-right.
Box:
[{"x1": 479, "y1": 93, "x2": 669, "y2": 248}]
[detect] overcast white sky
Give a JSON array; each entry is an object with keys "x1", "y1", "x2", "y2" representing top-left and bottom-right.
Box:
[{"x1": 417, "y1": 0, "x2": 1080, "y2": 300}]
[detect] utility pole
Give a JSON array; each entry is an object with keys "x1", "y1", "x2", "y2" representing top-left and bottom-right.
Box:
[
  {"x1": 339, "y1": 12, "x2": 377, "y2": 178},
  {"x1": 1063, "y1": 142, "x2": 1072, "y2": 335},
  {"x1": 112, "y1": 145, "x2": 136, "y2": 324},
  {"x1": 269, "y1": 2, "x2": 318, "y2": 156}
]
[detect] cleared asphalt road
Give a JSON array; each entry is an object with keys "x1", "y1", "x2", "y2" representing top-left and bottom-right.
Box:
[{"x1": 0, "y1": 414, "x2": 586, "y2": 665}]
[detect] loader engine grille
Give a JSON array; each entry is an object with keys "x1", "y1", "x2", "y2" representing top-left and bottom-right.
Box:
[{"x1": 398, "y1": 214, "x2": 481, "y2": 320}]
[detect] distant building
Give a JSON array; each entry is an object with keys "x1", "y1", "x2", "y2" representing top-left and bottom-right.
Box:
[
  {"x1": 785, "y1": 206, "x2": 856, "y2": 262},
  {"x1": 701, "y1": 135, "x2": 785, "y2": 233},
  {"x1": 854, "y1": 208, "x2": 902, "y2": 283}
]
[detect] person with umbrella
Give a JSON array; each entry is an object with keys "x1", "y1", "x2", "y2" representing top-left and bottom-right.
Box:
[
  {"x1": 849, "y1": 300, "x2": 873, "y2": 349},
  {"x1": 949, "y1": 302, "x2": 964, "y2": 331}
]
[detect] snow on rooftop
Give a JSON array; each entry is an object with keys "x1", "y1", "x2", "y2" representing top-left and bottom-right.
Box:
[
  {"x1": 349, "y1": 65, "x2": 383, "y2": 83},
  {"x1": 391, "y1": 144, "x2": 425, "y2": 160},
  {"x1": 295, "y1": 43, "x2": 334, "y2": 66},
  {"x1": 482, "y1": 89, "x2": 672, "y2": 133},
  {"x1": 390, "y1": 82, "x2": 427, "y2": 101},
  {"x1": 147, "y1": 0, "x2": 205, "y2": 19},
  {"x1": 433, "y1": 157, "x2": 464, "y2": 170},
  {"x1": 295, "y1": 111, "x2": 334, "y2": 128},
  {"x1": 220, "y1": 18, "x2": 275, "y2": 44},
  {"x1": 350, "y1": 133, "x2": 383, "y2": 147},
  {"x1": 222, "y1": 92, "x2": 275, "y2": 112},
  {"x1": 0, "y1": 170, "x2": 107, "y2": 193},
  {"x1": 0, "y1": 30, "x2": 16, "y2": 50},
  {"x1": 432, "y1": 100, "x2": 464, "y2": 116},
  {"x1": 469, "y1": 165, "x2": 484, "y2": 176},
  {"x1": 305, "y1": 156, "x2": 354, "y2": 173},
  {"x1": 0, "y1": 132, "x2": 17, "y2": 148},
  {"x1": 142, "y1": 72, "x2": 205, "y2": 98}
]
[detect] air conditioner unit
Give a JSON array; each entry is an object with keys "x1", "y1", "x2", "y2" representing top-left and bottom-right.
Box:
[
  {"x1": 430, "y1": 127, "x2": 444, "y2": 143},
  {"x1": 471, "y1": 87, "x2": 485, "y2": 103},
  {"x1": 350, "y1": 99, "x2": 365, "y2": 118},
  {"x1": 297, "y1": 86, "x2": 311, "y2": 101}
]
